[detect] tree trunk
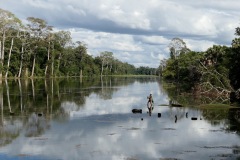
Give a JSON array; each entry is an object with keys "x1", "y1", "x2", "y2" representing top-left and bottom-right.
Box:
[
  {"x1": 1, "y1": 31, "x2": 6, "y2": 62},
  {"x1": 0, "y1": 30, "x2": 6, "y2": 79},
  {"x1": 18, "y1": 45, "x2": 24, "y2": 78},
  {"x1": 57, "y1": 53, "x2": 61, "y2": 72},
  {"x1": 5, "y1": 38, "x2": 14, "y2": 78},
  {"x1": 45, "y1": 41, "x2": 50, "y2": 76},
  {"x1": 0, "y1": 84, "x2": 3, "y2": 125},
  {"x1": 31, "y1": 54, "x2": 36, "y2": 77},
  {"x1": 51, "y1": 59, "x2": 54, "y2": 77},
  {"x1": 0, "y1": 40, "x2": 1, "y2": 63},
  {"x1": 0, "y1": 40, "x2": 2, "y2": 80},
  {"x1": 101, "y1": 63, "x2": 104, "y2": 77}
]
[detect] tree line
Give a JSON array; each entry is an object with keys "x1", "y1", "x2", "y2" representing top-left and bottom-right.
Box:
[
  {"x1": 159, "y1": 27, "x2": 240, "y2": 104},
  {"x1": 0, "y1": 8, "x2": 157, "y2": 79}
]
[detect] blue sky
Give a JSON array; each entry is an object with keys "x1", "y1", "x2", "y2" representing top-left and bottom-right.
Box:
[{"x1": 1, "y1": 0, "x2": 240, "y2": 67}]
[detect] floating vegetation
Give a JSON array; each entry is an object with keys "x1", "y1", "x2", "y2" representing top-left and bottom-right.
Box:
[
  {"x1": 184, "y1": 150, "x2": 197, "y2": 153},
  {"x1": 126, "y1": 157, "x2": 138, "y2": 160},
  {"x1": 159, "y1": 158, "x2": 180, "y2": 160},
  {"x1": 154, "y1": 142, "x2": 161, "y2": 145},
  {"x1": 75, "y1": 144, "x2": 87, "y2": 149},
  {"x1": 107, "y1": 133, "x2": 117, "y2": 136},
  {"x1": 158, "y1": 104, "x2": 169, "y2": 106},
  {"x1": 75, "y1": 144, "x2": 81, "y2": 148},
  {"x1": 197, "y1": 104, "x2": 232, "y2": 109},
  {"x1": 17, "y1": 154, "x2": 29, "y2": 157},
  {"x1": 162, "y1": 128, "x2": 176, "y2": 131},
  {"x1": 210, "y1": 154, "x2": 233, "y2": 158},
  {"x1": 126, "y1": 127, "x2": 141, "y2": 130},
  {"x1": 201, "y1": 145, "x2": 233, "y2": 149},
  {"x1": 208, "y1": 129, "x2": 224, "y2": 132}
]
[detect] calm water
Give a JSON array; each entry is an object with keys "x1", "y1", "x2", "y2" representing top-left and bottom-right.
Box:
[{"x1": 0, "y1": 77, "x2": 240, "y2": 160}]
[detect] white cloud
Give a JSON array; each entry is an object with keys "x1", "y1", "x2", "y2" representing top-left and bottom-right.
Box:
[
  {"x1": 140, "y1": 36, "x2": 170, "y2": 45},
  {"x1": 1, "y1": 0, "x2": 240, "y2": 67},
  {"x1": 185, "y1": 39, "x2": 216, "y2": 51}
]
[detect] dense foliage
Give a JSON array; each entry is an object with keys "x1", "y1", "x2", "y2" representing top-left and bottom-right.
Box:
[
  {"x1": 159, "y1": 27, "x2": 240, "y2": 102},
  {"x1": 0, "y1": 8, "x2": 157, "y2": 79}
]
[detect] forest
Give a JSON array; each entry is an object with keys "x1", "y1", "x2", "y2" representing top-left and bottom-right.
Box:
[
  {"x1": 159, "y1": 27, "x2": 240, "y2": 104},
  {"x1": 0, "y1": 8, "x2": 156, "y2": 79},
  {"x1": 1, "y1": 8, "x2": 240, "y2": 104}
]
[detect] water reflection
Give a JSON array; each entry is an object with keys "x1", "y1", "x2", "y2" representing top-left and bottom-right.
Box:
[{"x1": 0, "y1": 77, "x2": 239, "y2": 160}]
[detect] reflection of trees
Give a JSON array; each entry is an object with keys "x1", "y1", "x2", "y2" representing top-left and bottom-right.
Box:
[
  {"x1": 99, "y1": 76, "x2": 158, "y2": 100},
  {"x1": 25, "y1": 113, "x2": 49, "y2": 137},
  {"x1": 168, "y1": 107, "x2": 186, "y2": 121},
  {"x1": 201, "y1": 109, "x2": 228, "y2": 126},
  {"x1": 0, "y1": 118, "x2": 22, "y2": 147},
  {"x1": 100, "y1": 76, "x2": 115, "y2": 100},
  {"x1": 200, "y1": 108, "x2": 240, "y2": 134},
  {"x1": 161, "y1": 80, "x2": 231, "y2": 106},
  {"x1": 226, "y1": 108, "x2": 240, "y2": 135},
  {"x1": 0, "y1": 77, "x2": 159, "y2": 143},
  {"x1": 161, "y1": 79, "x2": 240, "y2": 134}
]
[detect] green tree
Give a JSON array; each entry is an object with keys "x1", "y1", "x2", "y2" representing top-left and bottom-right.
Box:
[
  {"x1": 26, "y1": 17, "x2": 52, "y2": 77},
  {"x1": 0, "y1": 8, "x2": 21, "y2": 79},
  {"x1": 54, "y1": 31, "x2": 72, "y2": 76},
  {"x1": 99, "y1": 51, "x2": 114, "y2": 77},
  {"x1": 168, "y1": 37, "x2": 190, "y2": 59},
  {"x1": 74, "y1": 41, "x2": 87, "y2": 77},
  {"x1": 229, "y1": 27, "x2": 240, "y2": 91}
]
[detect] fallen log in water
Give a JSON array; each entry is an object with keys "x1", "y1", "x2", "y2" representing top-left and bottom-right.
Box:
[
  {"x1": 191, "y1": 117, "x2": 197, "y2": 120},
  {"x1": 170, "y1": 103, "x2": 183, "y2": 107},
  {"x1": 132, "y1": 109, "x2": 142, "y2": 114},
  {"x1": 169, "y1": 100, "x2": 183, "y2": 107}
]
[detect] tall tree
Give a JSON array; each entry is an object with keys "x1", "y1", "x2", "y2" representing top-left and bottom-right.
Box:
[
  {"x1": 99, "y1": 51, "x2": 113, "y2": 77},
  {"x1": 17, "y1": 27, "x2": 30, "y2": 78},
  {"x1": 54, "y1": 31, "x2": 72, "y2": 75},
  {"x1": 230, "y1": 27, "x2": 240, "y2": 91},
  {"x1": 74, "y1": 41, "x2": 87, "y2": 77},
  {"x1": 26, "y1": 17, "x2": 52, "y2": 78},
  {"x1": 168, "y1": 37, "x2": 189, "y2": 59},
  {"x1": 168, "y1": 38, "x2": 190, "y2": 81},
  {"x1": 0, "y1": 8, "x2": 21, "y2": 79},
  {"x1": 44, "y1": 32, "x2": 54, "y2": 77}
]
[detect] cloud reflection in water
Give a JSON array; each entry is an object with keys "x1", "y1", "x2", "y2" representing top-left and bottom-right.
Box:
[{"x1": 0, "y1": 80, "x2": 239, "y2": 160}]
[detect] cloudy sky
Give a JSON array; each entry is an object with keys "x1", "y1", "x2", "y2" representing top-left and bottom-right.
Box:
[{"x1": 1, "y1": 0, "x2": 240, "y2": 67}]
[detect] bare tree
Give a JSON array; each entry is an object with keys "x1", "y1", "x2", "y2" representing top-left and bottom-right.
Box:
[
  {"x1": 168, "y1": 37, "x2": 189, "y2": 59},
  {"x1": 99, "y1": 51, "x2": 114, "y2": 77}
]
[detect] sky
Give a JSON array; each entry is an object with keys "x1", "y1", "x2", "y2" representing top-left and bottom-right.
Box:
[{"x1": 1, "y1": 0, "x2": 240, "y2": 68}]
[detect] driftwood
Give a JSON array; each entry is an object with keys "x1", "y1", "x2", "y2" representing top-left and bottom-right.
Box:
[
  {"x1": 191, "y1": 117, "x2": 197, "y2": 120},
  {"x1": 132, "y1": 109, "x2": 142, "y2": 114},
  {"x1": 171, "y1": 103, "x2": 183, "y2": 107},
  {"x1": 169, "y1": 100, "x2": 183, "y2": 107}
]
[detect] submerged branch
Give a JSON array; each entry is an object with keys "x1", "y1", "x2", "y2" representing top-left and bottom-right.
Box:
[{"x1": 199, "y1": 82, "x2": 231, "y2": 99}]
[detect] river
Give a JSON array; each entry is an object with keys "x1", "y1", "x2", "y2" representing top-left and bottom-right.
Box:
[{"x1": 0, "y1": 77, "x2": 239, "y2": 160}]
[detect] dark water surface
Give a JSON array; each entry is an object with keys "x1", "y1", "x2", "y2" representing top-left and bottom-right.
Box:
[{"x1": 0, "y1": 77, "x2": 240, "y2": 160}]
